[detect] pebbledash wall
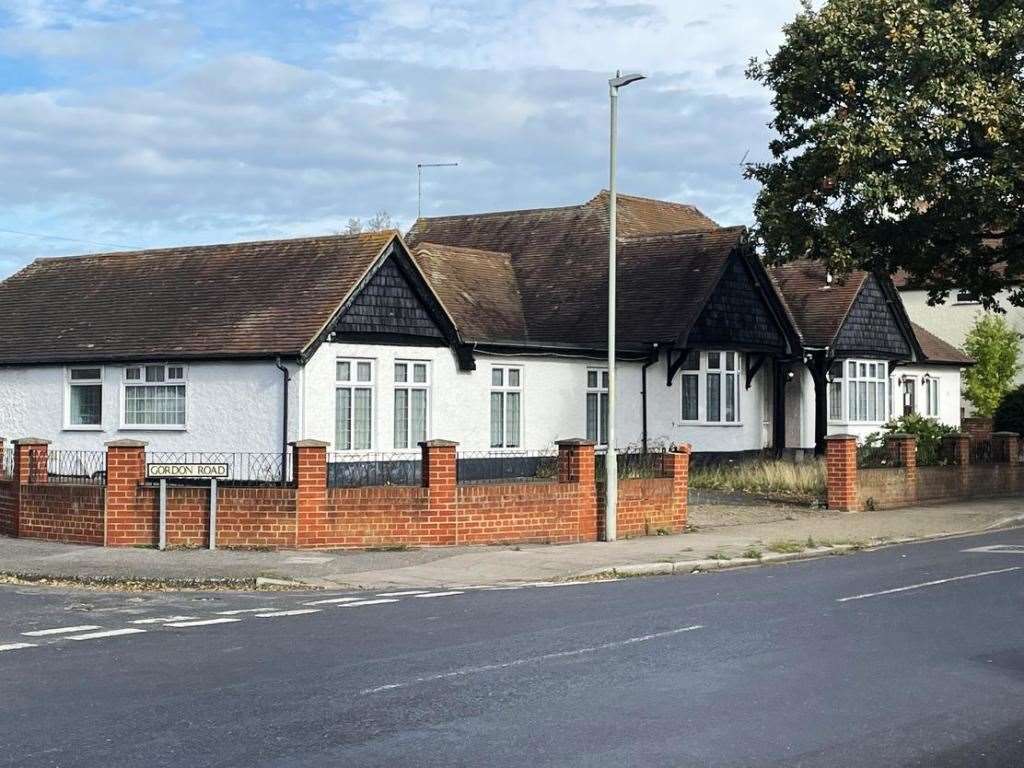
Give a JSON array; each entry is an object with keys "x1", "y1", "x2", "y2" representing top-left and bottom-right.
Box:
[
  {"x1": 0, "y1": 437, "x2": 690, "y2": 550},
  {"x1": 825, "y1": 432, "x2": 1022, "y2": 512}
]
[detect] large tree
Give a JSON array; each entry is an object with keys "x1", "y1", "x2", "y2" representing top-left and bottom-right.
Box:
[{"x1": 746, "y1": 0, "x2": 1024, "y2": 308}]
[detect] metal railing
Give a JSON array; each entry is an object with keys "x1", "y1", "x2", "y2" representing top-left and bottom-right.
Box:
[
  {"x1": 595, "y1": 449, "x2": 670, "y2": 481},
  {"x1": 970, "y1": 440, "x2": 997, "y2": 465},
  {"x1": 456, "y1": 450, "x2": 558, "y2": 485},
  {"x1": 1, "y1": 447, "x2": 12, "y2": 479},
  {"x1": 857, "y1": 444, "x2": 904, "y2": 469},
  {"x1": 146, "y1": 451, "x2": 292, "y2": 486},
  {"x1": 327, "y1": 453, "x2": 422, "y2": 488},
  {"x1": 47, "y1": 450, "x2": 107, "y2": 485}
]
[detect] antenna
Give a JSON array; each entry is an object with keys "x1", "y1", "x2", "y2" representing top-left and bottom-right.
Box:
[{"x1": 417, "y1": 162, "x2": 459, "y2": 219}]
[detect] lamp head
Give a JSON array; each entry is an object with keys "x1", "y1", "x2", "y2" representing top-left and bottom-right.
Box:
[{"x1": 610, "y1": 72, "x2": 646, "y2": 89}]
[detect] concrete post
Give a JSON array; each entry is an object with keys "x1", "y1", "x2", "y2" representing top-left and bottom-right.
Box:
[{"x1": 825, "y1": 434, "x2": 858, "y2": 512}]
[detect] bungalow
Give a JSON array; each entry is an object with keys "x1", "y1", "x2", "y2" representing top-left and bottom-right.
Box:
[{"x1": 0, "y1": 192, "x2": 969, "y2": 464}]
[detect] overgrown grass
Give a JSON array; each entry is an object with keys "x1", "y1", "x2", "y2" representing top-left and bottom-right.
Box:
[{"x1": 689, "y1": 459, "x2": 826, "y2": 498}]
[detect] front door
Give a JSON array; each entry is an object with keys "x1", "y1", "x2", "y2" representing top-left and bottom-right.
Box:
[{"x1": 902, "y1": 378, "x2": 916, "y2": 417}]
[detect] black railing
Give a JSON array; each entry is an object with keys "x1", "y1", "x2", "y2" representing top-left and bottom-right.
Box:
[
  {"x1": 857, "y1": 444, "x2": 903, "y2": 469},
  {"x1": 456, "y1": 450, "x2": 558, "y2": 485},
  {"x1": 47, "y1": 450, "x2": 106, "y2": 485},
  {"x1": 327, "y1": 453, "x2": 422, "y2": 488},
  {"x1": 970, "y1": 440, "x2": 996, "y2": 465},
  {"x1": 146, "y1": 452, "x2": 292, "y2": 486},
  {"x1": 1, "y1": 447, "x2": 12, "y2": 480},
  {"x1": 595, "y1": 449, "x2": 669, "y2": 481}
]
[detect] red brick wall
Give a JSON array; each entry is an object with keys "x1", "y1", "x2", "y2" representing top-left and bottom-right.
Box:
[
  {"x1": 0, "y1": 478, "x2": 17, "y2": 536},
  {"x1": 18, "y1": 483, "x2": 104, "y2": 545},
  {"x1": 105, "y1": 442, "x2": 152, "y2": 547}
]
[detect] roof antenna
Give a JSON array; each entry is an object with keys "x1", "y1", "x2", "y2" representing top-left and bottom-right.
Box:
[{"x1": 417, "y1": 162, "x2": 459, "y2": 220}]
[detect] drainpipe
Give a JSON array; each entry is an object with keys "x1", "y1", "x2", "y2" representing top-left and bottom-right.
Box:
[
  {"x1": 640, "y1": 344, "x2": 659, "y2": 454},
  {"x1": 275, "y1": 357, "x2": 291, "y2": 483}
]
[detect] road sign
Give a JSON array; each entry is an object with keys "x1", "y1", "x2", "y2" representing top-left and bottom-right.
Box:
[{"x1": 147, "y1": 463, "x2": 229, "y2": 480}]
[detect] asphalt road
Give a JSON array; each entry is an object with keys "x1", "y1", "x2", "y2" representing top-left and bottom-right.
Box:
[{"x1": 2, "y1": 529, "x2": 1024, "y2": 767}]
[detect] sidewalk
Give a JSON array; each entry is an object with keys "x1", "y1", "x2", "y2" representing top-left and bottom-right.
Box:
[{"x1": 1, "y1": 498, "x2": 1021, "y2": 590}]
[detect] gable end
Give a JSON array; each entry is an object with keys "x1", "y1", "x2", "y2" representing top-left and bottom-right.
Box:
[{"x1": 834, "y1": 275, "x2": 913, "y2": 359}]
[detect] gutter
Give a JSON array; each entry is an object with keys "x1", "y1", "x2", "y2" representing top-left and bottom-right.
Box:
[
  {"x1": 641, "y1": 345, "x2": 659, "y2": 453},
  {"x1": 274, "y1": 357, "x2": 292, "y2": 483}
]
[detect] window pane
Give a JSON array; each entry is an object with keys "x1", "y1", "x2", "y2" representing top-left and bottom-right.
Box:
[
  {"x1": 353, "y1": 388, "x2": 372, "y2": 449},
  {"x1": 356, "y1": 362, "x2": 372, "y2": 383},
  {"x1": 410, "y1": 389, "x2": 427, "y2": 445},
  {"x1": 586, "y1": 393, "x2": 598, "y2": 442},
  {"x1": 71, "y1": 368, "x2": 101, "y2": 381},
  {"x1": 335, "y1": 388, "x2": 351, "y2": 450},
  {"x1": 848, "y1": 361, "x2": 857, "y2": 378},
  {"x1": 70, "y1": 384, "x2": 102, "y2": 425},
  {"x1": 849, "y1": 384, "x2": 857, "y2": 420},
  {"x1": 829, "y1": 360, "x2": 843, "y2": 379},
  {"x1": 682, "y1": 350, "x2": 700, "y2": 371},
  {"x1": 726, "y1": 352, "x2": 736, "y2": 371},
  {"x1": 858, "y1": 382, "x2": 868, "y2": 421},
  {"x1": 600, "y1": 392, "x2": 609, "y2": 445},
  {"x1": 168, "y1": 366, "x2": 184, "y2": 381},
  {"x1": 145, "y1": 365, "x2": 165, "y2": 383},
  {"x1": 125, "y1": 367, "x2": 141, "y2": 381},
  {"x1": 601, "y1": 371, "x2": 609, "y2": 389},
  {"x1": 859, "y1": 363, "x2": 867, "y2": 377},
  {"x1": 829, "y1": 382, "x2": 843, "y2": 420},
  {"x1": 491, "y1": 392, "x2": 504, "y2": 447},
  {"x1": 124, "y1": 384, "x2": 185, "y2": 426},
  {"x1": 394, "y1": 363, "x2": 407, "y2": 383},
  {"x1": 508, "y1": 369, "x2": 520, "y2": 387},
  {"x1": 413, "y1": 364, "x2": 427, "y2": 384},
  {"x1": 707, "y1": 352, "x2": 721, "y2": 370},
  {"x1": 868, "y1": 380, "x2": 877, "y2": 420},
  {"x1": 337, "y1": 361, "x2": 351, "y2": 382},
  {"x1": 877, "y1": 382, "x2": 887, "y2": 420},
  {"x1": 587, "y1": 370, "x2": 597, "y2": 389},
  {"x1": 506, "y1": 392, "x2": 521, "y2": 448},
  {"x1": 725, "y1": 373, "x2": 737, "y2": 422},
  {"x1": 393, "y1": 389, "x2": 408, "y2": 448},
  {"x1": 868, "y1": 363, "x2": 876, "y2": 378},
  {"x1": 493, "y1": 368, "x2": 504, "y2": 387},
  {"x1": 681, "y1": 374, "x2": 699, "y2": 420},
  {"x1": 707, "y1": 373, "x2": 721, "y2": 421}
]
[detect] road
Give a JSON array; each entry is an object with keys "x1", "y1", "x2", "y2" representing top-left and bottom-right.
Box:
[{"x1": 2, "y1": 528, "x2": 1024, "y2": 767}]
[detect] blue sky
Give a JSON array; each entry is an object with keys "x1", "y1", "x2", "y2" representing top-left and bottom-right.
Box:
[{"x1": 0, "y1": 0, "x2": 802, "y2": 277}]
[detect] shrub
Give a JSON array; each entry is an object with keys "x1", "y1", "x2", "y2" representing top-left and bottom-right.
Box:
[
  {"x1": 862, "y1": 413, "x2": 956, "y2": 466},
  {"x1": 994, "y1": 385, "x2": 1024, "y2": 437},
  {"x1": 963, "y1": 315, "x2": 1022, "y2": 416}
]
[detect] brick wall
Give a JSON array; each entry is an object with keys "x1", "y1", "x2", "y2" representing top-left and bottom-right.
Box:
[
  {"x1": 18, "y1": 483, "x2": 104, "y2": 544},
  {"x1": 0, "y1": 478, "x2": 16, "y2": 536}
]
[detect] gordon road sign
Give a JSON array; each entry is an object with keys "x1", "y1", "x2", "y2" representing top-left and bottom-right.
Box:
[{"x1": 147, "y1": 463, "x2": 229, "y2": 480}]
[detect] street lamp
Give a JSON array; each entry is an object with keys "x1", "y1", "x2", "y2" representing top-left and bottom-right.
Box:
[{"x1": 605, "y1": 70, "x2": 645, "y2": 543}]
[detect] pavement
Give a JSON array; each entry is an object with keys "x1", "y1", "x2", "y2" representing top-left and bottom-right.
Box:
[
  {"x1": 2, "y1": 528, "x2": 1024, "y2": 766},
  {"x1": 0, "y1": 497, "x2": 1022, "y2": 589}
]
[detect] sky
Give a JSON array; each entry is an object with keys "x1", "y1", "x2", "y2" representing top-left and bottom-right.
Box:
[{"x1": 0, "y1": 0, "x2": 803, "y2": 277}]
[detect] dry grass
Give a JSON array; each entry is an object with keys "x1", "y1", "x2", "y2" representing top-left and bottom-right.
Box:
[{"x1": 689, "y1": 459, "x2": 826, "y2": 498}]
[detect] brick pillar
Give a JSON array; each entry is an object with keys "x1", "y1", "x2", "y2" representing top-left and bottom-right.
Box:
[
  {"x1": 104, "y1": 439, "x2": 148, "y2": 547},
  {"x1": 886, "y1": 433, "x2": 917, "y2": 486},
  {"x1": 14, "y1": 438, "x2": 50, "y2": 486},
  {"x1": 825, "y1": 434, "x2": 858, "y2": 512},
  {"x1": 421, "y1": 440, "x2": 458, "y2": 545},
  {"x1": 556, "y1": 439, "x2": 598, "y2": 541},
  {"x1": 942, "y1": 433, "x2": 971, "y2": 467},
  {"x1": 992, "y1": 432, "x2": 1020, "y2": 466},
  {"x1": 293, "y1": 440, "x2": 329, "y2": 548},
  {"x1": 664, "y1": 444, "x2": 691, "y2": 532}
]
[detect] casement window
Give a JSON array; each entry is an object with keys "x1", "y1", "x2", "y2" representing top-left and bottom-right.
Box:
[
  {"x1": 680, "y1": 351, "x2": 700, "y2": 421},
  {"x1": 65, "y1": 367, "x2": 103, "y2": 428},
  {"x1": 394, "y1": 361, "x2": 429, "y2": 449},
  {"x1": 336, "y1": 359, "x2": 374, "y2": 451},
  {"x1": 586, "y1": 369, "x2": 609, "y2": 445},
  {"x1": 828, "y1": 361, "x2": 844, "y2": 421},
  {"x1": 829, "y1": 360, "x2": 888, "y2": 423},
  {"x1": 923, "y1": 376, "x2": 940, "y2": 417},
  {"x1": 122, "y1": 364, "x2": 186, "y2": 428},
  {"x1": 676, "y1": 351, "x2": 741, "y2": 424},
  {"x1": 490, "y1": 366, "x2": 523, "y2": 448}
]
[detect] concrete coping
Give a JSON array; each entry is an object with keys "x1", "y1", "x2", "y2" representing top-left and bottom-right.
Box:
[
  {"x1": 823, "y1": 434, "x2": 858, "y2": 441},
  {"x1": 991, "y1": 431, "x2": 1021, "y2": 438},
  {"x1": 885, "y1": 433, "x2": 917, "y2": 441},
  {"x1": 943, "y1": 432, "x2": 969, "y2": 439},
  {"x1": 289, "y1": 439, "x2": 331, "y2": 448},
  {"x1": 554, "y1": 438, "x2": 597, "y2": 447},
  {"x1": 13, "y1": 437, "x2": 51, "y2": 446},
  {"x1": 105, "y1": 438, "x2": 148, "y2": 448},
  {"x1": 419, "y1": 439, "x2": 459, "y2": 447}
]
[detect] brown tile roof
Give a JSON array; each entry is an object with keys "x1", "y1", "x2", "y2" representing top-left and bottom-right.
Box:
[
  {"x1": 0, "y1": 231, "x2": 395, "y2": 364},
  {"x1": 769, "y1": 261, "x2": 867, "y2": 348},
  {"x1": 910, "y1": 322, "x2": 974, "y2": 365}
]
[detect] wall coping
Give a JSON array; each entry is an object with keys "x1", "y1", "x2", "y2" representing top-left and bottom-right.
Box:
[
  {"x1": 943, "y1": 432, "x2": 969, "y2": 439},
  {"x1": 419, "y1": 439, "x2": 459, "y2": 447},
  {"x1": 824, "y1": 434, "x2": 858, "y2": 441},
  {"x1": 290, "y1": 439, "x2": 330, "y2": 448},
  {"x1": 555, "y1": 438, "x2": 597, "y2": 447},
  {"x1": 13, "y1": 437, "x2": 51, "y2": 445},
  {"x1": 886, "y1": 433, "x2": 916, "y2": 441},
  {"x1": 992, "y1": 431, "x2": 1021, "y2": 438},
  {"x1": 105, "y1": 439, "x2": 148, "y2": 447}
]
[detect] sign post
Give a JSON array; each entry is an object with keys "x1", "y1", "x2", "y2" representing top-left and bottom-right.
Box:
[{"x1": 146, "y1": 463, "x2": 229, "y2": 551}]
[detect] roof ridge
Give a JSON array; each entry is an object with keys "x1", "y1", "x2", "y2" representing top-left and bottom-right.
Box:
[
  {"x1": 414, "y1": 201, "x2": 585, "y2": 225},
  {"x1": 619, "y1": 225, "x2": 744, "y2": 243},
  {"x1": 414, "y1": 241, "x2": 512, "y2": 258},
  {"x1": 587, "y1": 189, "x2": 704, "y2": 211}
]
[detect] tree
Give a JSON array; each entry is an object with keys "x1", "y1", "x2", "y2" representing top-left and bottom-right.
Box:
[
  {"x1": 993, "y1": 384, "x2": 1024, "y2": 435},
  {"x1": 746, "y1": 0, "x2": 1024, "y2": 308},
  {"x1": 340, "y1": 210, "x2": 396, "y2": 235},
  {"x1": 962, "y1": 314, "x2": 1022, "y2": 416}
]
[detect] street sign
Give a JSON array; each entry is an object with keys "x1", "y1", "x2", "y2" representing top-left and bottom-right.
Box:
[{"x1": 147, "y1": 463, "x2": 229, "y2": 480}]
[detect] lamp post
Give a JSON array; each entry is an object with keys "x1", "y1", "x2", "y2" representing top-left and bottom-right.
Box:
[{"x1": 605, "y1": 70, "x2": 645, "y2": 543}]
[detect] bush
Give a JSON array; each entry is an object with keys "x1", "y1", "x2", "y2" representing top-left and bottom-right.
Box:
[
  {"x1": 862, "y1": 413, "x2": 956, "y2": 466},
  {"x1": 994, "y1": 385, "x2": 1024, "y2": 436}
]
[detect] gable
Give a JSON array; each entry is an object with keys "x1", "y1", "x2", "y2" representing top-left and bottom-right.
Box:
[
  {"x1": 834, "y1": 275, "x2": 912, "y2": 359},
  {"x1": 331, "y1": 255, "x2": 445, "y2": 341},
  {"x1": 685, "y1": 253, "x2": 788, "y2": 353}
]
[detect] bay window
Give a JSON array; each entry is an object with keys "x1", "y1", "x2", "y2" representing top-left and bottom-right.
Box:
[
  {"x1": 586, "y1": 369, "x2": 609, "y2": 445},
  {"x1": 336, "y1": 359, "x2": 374, "y2": 450},
  {"x1": 122, "y1": 364, "x2": 186, "y2": 428},
  {"x1": 66, "y1": 367, "x2": 103, "y2": 428},
  {"x1": 394, "y1": 361, "x2": 429, "y2": 449},
  {"x1": 490, "y1": 366, "x2": 522, "y2": 448},
  {"x1": 677, "y1": 351, "x2": 741, "y2": 424},
  {"x1": 828, "y1": 359, "x2": 888, "y2": 423}
]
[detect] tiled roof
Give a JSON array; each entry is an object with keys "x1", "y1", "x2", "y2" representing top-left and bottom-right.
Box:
[
  {"x1": 769, "y1": 261, "x2": 867, "y2": 348},
  {"x1": 0, "y1": 231, "x2": 394, "y2": 364},
  {"x1": 910, "y1": 323, "x2": 974, "y2": 365}
]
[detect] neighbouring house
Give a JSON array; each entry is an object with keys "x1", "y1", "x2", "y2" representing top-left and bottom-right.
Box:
[{"x1": 0, "y1": 192, "x2": 970, "y2": 466}]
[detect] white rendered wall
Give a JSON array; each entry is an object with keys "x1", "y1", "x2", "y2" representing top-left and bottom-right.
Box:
[{"x1": 0, "y1": 360, "x2": 300, "y2": 453}]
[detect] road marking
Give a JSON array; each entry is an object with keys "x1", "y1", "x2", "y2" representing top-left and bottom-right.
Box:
[
  {"x1": 255, "y1": 609, "x2": 321, "y2": 618},
  {"x1": 361, "y1": 625, "x2": 704, "y2": 695},
  {"x1": 215, "y1": 608, "x2": 276, "y2": 615},
  {"x1": 303, "y1": 597, "x2": 363, "y2": 605},
  {"x1": 22, "y1": 625, "x2": 101, "y2": 637},
  {"x1": 416, "y1": 591, "x2": 464, "y2": 598},
  {"x1": 963, "y1": 545, "x2": 1024, "y2": 554},
  {"x1": 341, "y1": 599, "x2": 400, "y2": 607},
  {"x1": 375, "y1": 590, "x2": 429, "y2": 597},
  {"x1": 837, "y1": 567, "x2": 1023, "y2": 602},
  {"x1": 130, "y1": 616, "x2": 198, "y2": 625},
  {"x1": 166, "y1": 618, "x2": 242, "y2": 628},
  {"x1": 0, "y1": 643, "x2": 36, "y2": 652},
  {"x1": 68, "y1": 628, "x2": 147, "y2": 641}
]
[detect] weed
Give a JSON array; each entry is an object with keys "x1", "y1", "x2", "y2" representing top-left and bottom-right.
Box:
[
  {"x1": 689, "y1": 459, "x2": 826, "y2": 497},
  {"x1": 766, "y1": 540, "x2": 806, "y2": 554},
  {"x1": 707, "y1": 552, "x2": 732, "y2": 561},
  {"x1": 742, "y1": 547, "x2": 763, "y2": 560}
]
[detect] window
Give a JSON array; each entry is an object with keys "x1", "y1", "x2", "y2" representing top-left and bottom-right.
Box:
[
  {"x1": 336, "y1": 359, "x2": 374, "y2": 450},
  {"x1": 66, "y1": 367, "x2": 102, "y2": 427},
  {"x1": 490, "y1": 366, "x2": 522, "y2": 448},
  {"x1": 923, "y1": 377, "x2": 940, "y2": 417},
  {"x1": 586, "y1": 369, "x2": 609, "y2": 445},
  {"x1": 705, "y1": 351, "x2": 741, "y2": 424},
  {"x1": 830, "y1": 359, "x2": 888, "y2": 423},
  {"x1": 394, "y1": 361, "x2": 429, "y2": 449},
  {"x1": 122, "y1": 364, "x2": 186, "y2": 428},
  {"x1": 680, "y1": 351, "x2": 700, "y2": 421},
  {"x1": 955, "y1": 289, "x2": 979, "y2": 304},
  {"x1": 828, "y1": 361, "x2": 844, "y2": 421}
]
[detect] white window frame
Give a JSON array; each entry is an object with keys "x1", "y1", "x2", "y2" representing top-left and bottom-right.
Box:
[
  {"x1": 675, "y1": 351, "x2": 742, "y2": 426},
  {"x1": 393, "y1": 360, "x2": 430, "y2": 450},
  {"x1": 335, "y1": 358, "x2": 375, "y2": 452},
  {"x1": 64, "y1": 366, "x2": 104, "y2": 431},
  {"x1": 586, "y1": 368, "x2": 609, "y2": 446},
  {"x1": 923, "y1": 376, "x2": 940, "y2": 417},
  {"x1": 679, "y1": 351, "x2": 700, "y2": 422},
  {"x1": 490, "y1": 365, "x2": 524, "y2": 449},
  {"x1": 828, "y1": 359, "x2": 888, "y2": 424},
  {"x1": 119, "y1": 363, "x2": 187, "y2": 431}
]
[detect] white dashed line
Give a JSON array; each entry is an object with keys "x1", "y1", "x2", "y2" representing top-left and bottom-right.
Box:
[
  {"x1": 0, "y1": 642, "x2": 37, "y2": 652},
  {"x1": 416, "y1": 591, "x2": 464, "y2": 598},
  {"x1": 341, "y1": 599, "x2": 400, "y2": 607},
  {"x1": 302, "y1": 597, "x2": 363, "y2": 606},
  {"x1": 23, "y1": 625, "x2": 101, "y2": 637},
  {"x1": 130, "y1": 616, "x2": 198, "y2": 625},
  {"x1": 837, "y1": 567, "x2": 1023, "y2": 602},
  {"x1": 375, "y1": 590, "x2": 429, "y2": 597},
  {"x1": 255, "y1": 609, "x2": 322, "y2": 618},
  {"x1": 215, "y1": 608, "x2": 277, "y2": 615},
  {"x1": 166, "y1": 618, "x2": 242, "y2": 628},
  {"x1": 68, "y1": 628, "x2": 147, "y2": 641}
]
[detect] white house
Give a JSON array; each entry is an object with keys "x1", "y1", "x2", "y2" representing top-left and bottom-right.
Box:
[{"x1": 0, "y1": 192, "x2": 970, "y2": 469}]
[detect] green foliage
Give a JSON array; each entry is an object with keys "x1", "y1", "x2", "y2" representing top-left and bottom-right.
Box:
[
  {"x1": 963, "y1": 314, "x2": 1022, "y2": 415},
  {"x1": 688, "y1": 459, "x2": 825, "y2": 498},
  {"x1": 863, "y1": 413, "x2": 956, "y2": 465},
  {"x1": 993, "y1": 384, "x2": 1024, "y2": 436},
  {"x1": 746, "y1": 0, "x2": 1024, "y2": 306}
]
